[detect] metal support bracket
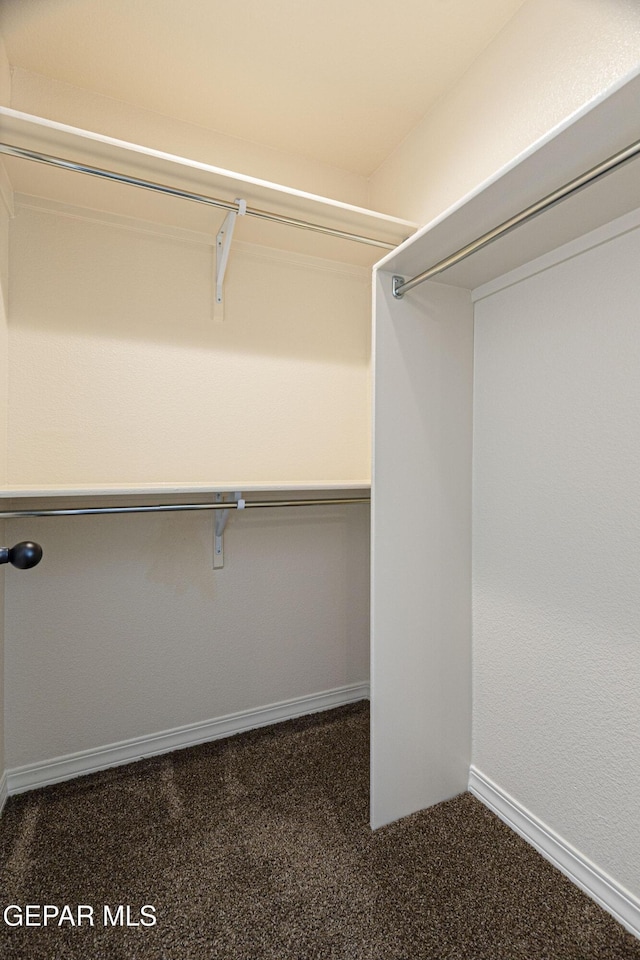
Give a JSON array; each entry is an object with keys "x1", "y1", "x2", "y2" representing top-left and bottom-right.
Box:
[
  {"x1": 392, "y1": 275, "x2": 406, "y2": 299},
  {"x1": 215, "y1": 198, "x2": 246, "y2": 317},
  {"x1": 213, "y1": 492, "x2": 244, "y2": 569}
]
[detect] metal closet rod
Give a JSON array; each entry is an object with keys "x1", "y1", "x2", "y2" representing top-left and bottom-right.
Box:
[
  {"x1": 0, "y1": 496, "x2": 370, "y2": 520},
  {"x1": 0, "y1": 142, "x2": 397, "y2": 251},
  {"x1": 392, "y1": 134, "x2": 640, "y2": 299}
]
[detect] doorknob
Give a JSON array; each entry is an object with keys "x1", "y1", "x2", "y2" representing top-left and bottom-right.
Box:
[{"x1": 0, "y1": 541, "x2": 43, "y2": 569}]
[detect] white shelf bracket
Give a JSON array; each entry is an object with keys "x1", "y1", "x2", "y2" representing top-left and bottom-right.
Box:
[
  {"x1": 215, "y1": 198, "x2": 246, "y2": 312},
  {"x1": 213, "y1": 492, "x2": 243, "y2": 569}
]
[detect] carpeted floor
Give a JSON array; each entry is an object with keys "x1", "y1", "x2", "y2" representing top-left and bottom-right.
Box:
[{"x1": 1, "y1": 701, "x2": 638, "y2": 959}]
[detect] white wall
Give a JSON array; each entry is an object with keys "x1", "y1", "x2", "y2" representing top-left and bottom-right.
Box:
[
  {"x1": 472, "y1": 215, "x2": 640, "y2": 900},
  {"x1": 3, "y1": 160, "x2": 371, "y2": 771},
  {"x1": 8, "y1": 200, "x2": 371, "y2": 486},
  {"x1": 368, "y1": 0, "x2": 640, "y2": 224},
  {"x1": 371, "y1": 271, "x2": 473, "y2": 828},
  {"x1": 365, "y1": 0, "x2": 640, "y2": 910},
  {"x1": 5, "y1": 500, "x2": 370, "y2": 769},
  {"x1": 10, "y1": 69, "x2": 370, "y2": 209}
]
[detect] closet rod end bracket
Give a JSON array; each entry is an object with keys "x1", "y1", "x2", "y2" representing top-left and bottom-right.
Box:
[{"x1": 392, "y1": 275, "x2": 406, "y2": 300}]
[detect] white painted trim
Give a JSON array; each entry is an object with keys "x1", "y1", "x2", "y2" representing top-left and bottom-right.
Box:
[
  {"x1": 472, "y1": 203, "x2": 640, "y2": 303},
  {"x1": 6, "y1": 683, "x2": 370, "y2": 796},
  {"x1": 0, "y1": 770, "x2": 8, "y2": 816},
  {"x1": 469, "y1": 766, "x2": 640, "y2": 941},
  {"x1": 0, "y1": 480, "x2": 371, "y2": 500},
  {"x1": 0, "y1": 107, "x2": 416, "y2": 234},
  {"x1": 373, "y1": 62, "x2": 640, "y2": 273}
]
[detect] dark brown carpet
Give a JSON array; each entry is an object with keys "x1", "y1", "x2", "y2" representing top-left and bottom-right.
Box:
[{"x1": 1, "y1": 701, "x2": 638, "y2": 959}]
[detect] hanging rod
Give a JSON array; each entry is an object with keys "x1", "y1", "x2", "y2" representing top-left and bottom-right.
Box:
[
  {"x1": 392, "y1": 135, "x2": 640, "y2": 299},
  {"x1": 0, "y1": 496, "x2": 370, "y2": 520},
  {"x1": 0, "y1": 142, "x2": 396, "y2": 251}
]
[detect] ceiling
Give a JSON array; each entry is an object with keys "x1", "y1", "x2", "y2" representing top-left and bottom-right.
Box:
[{"x1": 0, "y1": 0, "x2": 525, "y2": 177}]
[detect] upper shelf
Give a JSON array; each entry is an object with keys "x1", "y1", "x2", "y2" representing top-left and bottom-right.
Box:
[
  {"x1": 0, "y1": 108, "x2": 417, "y2": 266},
  {"x1": 0, "y1": 481, "x2": 371, "y2": 501},
  {"x1": 376, "y1": 65, "x2": 640, "y2": 291}
]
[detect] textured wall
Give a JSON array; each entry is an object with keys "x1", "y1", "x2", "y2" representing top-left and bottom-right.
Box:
[
  {"x1": 10, "y1": 69, "x2": 370, "y2": 208},
  {"x1": 368, "y1": 0, "x2": 640, "y2": 224},
  {"x1": 0, "y1": 32, "x2": 9, "y2": 107},
  {"x1": 8, "y1": 201, "x2": 370, "y2": 486},
  {"x1": 371, "y1": 272, "x2": 472, "y2": 828},
  {"x1": 473, "y1": 217, "x2": 640, "y2": 899},
  {"x1": 5, "y1": 501, "x2": 370, "y2": 768},
  {"x1": 4, "y1": 195, "x2": 371, "y2": 770}
]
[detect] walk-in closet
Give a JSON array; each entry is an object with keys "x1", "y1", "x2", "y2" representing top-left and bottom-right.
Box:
[
  {"x1": 0, "y1": 104, "x2": 415, "y2": 786},
  {"x1": 0, "y1": 1, "x2": 639, "y2": 956}
]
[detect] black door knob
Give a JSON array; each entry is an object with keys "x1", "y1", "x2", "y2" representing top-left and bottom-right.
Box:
[{"x1": 0, "y1": 541, "x2": 43, "y2": 569}]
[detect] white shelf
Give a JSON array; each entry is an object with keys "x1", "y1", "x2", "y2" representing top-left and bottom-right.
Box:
[
  {"x1": 376, "y1": 65, "x2": 640, "y2": 291},
  {"x1": 0, "y1": 481, "x2": 371, "y2": 501},
  {"x1": 0, "y1": 108, "x2": 416, "y2": 266}
]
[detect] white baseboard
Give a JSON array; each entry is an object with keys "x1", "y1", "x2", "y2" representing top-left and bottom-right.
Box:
[
  {"x1": 6, "y1": 682, "x2": 370, "y2": 797},
  {"x1": 0, "y1": 769, "x2": 8, "y2": 816},
  {"x1": 469, "y1": 765, "x2": 640, "y2": 941}
]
